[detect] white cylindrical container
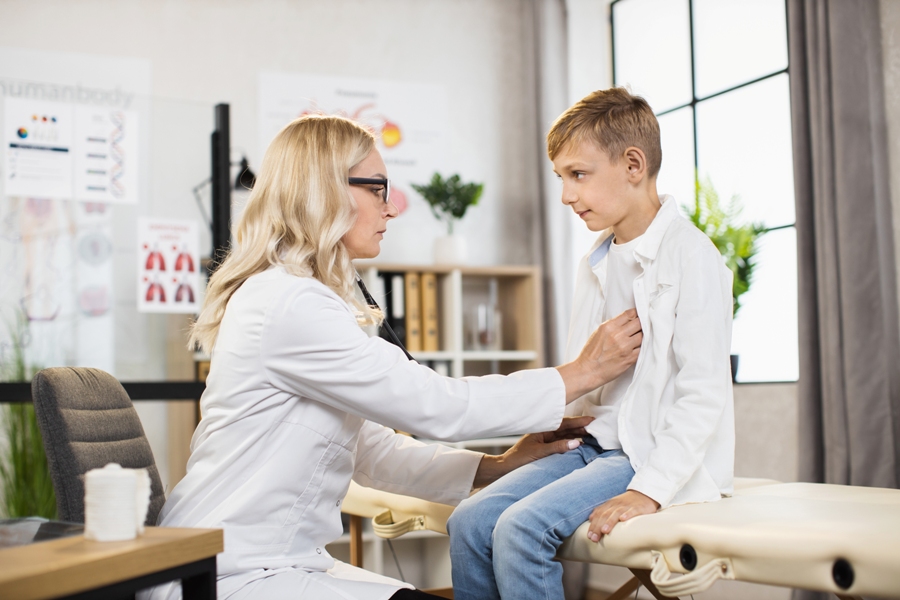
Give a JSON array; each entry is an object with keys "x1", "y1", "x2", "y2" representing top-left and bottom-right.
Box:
[
  {"x1": 84, "y1": 463, "x2": 138, "y2": 542},
  {"x1": 134, "y1": 468, "x2": 151, "y2": 534}
]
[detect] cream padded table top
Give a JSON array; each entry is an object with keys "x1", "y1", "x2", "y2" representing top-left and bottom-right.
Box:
[{"x1": 343, "y1": 479, "x2": 900, "y2": 599}]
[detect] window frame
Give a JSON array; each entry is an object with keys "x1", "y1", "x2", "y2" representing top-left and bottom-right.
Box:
[{"x1": 610, "y1": 0, "x2": 798, "y2": 383}]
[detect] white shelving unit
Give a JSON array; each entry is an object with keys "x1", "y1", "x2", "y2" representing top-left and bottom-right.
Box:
[{"x1": 357, "y1": 263, "x2": 545, "y2": 378}]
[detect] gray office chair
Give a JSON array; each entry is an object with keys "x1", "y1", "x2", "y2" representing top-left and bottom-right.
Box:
[{"x1": 31, "y1": 367, "x2": 166, "y2": 526}]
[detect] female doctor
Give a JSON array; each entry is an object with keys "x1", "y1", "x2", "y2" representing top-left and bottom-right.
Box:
[{"x1": 149, "y1": 115, "x2": 642, "y2": 600}]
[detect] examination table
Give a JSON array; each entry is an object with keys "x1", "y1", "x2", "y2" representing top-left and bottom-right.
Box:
[{"x1": 341, "y1": 478, "x2": 900, "y2": 599}]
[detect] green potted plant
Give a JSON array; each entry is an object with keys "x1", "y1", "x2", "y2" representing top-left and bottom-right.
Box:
[
  {"x1": 682, "y1": 175, "x2": 767, "y2": 381},
  {"x1": 0, "y1": 310, "x2": 55, "y2": 519},
  {"x1": 411, "y1": 173, "x2": 484, "y2": 264}
]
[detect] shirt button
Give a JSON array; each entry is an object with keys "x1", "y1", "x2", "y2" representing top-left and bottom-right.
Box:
[
  {"x1": 336, "y1": 500, "x2": 341, "y2": 507},
  {"x1": 316, "y1": 548, "x2": 322, "y2": 554}
]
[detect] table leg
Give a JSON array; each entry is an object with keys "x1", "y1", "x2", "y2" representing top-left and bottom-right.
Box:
[
  {"x1": 630, "y1": 568, "x2": 680, "y2": 600},
  {"x1": 181, "y1": 556, "x2": 217, "y2": 599},
  {"x1": 350, "y1": 515, "x2": 364, "y2": 568},
  {"x1": 605, "y1": 576, "x2": 642, "y2": 600}
]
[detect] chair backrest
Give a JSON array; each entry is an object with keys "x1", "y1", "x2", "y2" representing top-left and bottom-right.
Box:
[{"x1": 31, "y1": 367, "x2": 166, "y2": 526}]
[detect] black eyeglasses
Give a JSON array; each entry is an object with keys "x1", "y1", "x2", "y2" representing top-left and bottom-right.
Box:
[{"x1": 348, "y1": 177, "x2": 391, "y2": 204}]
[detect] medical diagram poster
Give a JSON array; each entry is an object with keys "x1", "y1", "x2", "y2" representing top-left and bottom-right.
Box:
[
  {"x1": 73, "y1": 106, "x2": 139, "y2": 204},
  {"x1": 3, "y1": 97, "x2": 139, "y2": 203},
  {"x1": 3, "y1": 97, "x2": 74, "y2": 199},
  {"x1": 137, "y1": 218, "x2": 200, "y2": 314},
  {"x1": 258, "y1": 73, "x2": 449, "y2": 263}
]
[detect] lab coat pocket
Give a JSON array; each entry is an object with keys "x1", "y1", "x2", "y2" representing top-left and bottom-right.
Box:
[{"x1": 281, "y1": 441, "x2": 345, "y2": 532}]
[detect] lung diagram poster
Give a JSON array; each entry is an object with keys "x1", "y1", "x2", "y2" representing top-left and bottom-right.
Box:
[{"x1": 137, "y1": 218, "x2": 200, "y2": 314}]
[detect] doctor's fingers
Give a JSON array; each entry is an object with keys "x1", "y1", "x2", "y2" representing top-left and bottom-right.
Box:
[
  {"x1": 546, "y1": 415, "x2": 595, "y2": 440},
  {"x1": 609, "y1": 308, "x2": 638, "y2": 324}
]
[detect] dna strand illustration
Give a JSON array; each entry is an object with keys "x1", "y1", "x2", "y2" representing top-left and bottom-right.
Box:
[{"x1": 109, "y1": 111, "x2": 126, "y2": 199}]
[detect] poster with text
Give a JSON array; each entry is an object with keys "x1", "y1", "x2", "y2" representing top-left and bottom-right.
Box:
[
  {"x1": 258, "y1": 73, "x2": 449, "y2": 261},
  {"x1": 3, "y1": 97, "x2": 74, "y2": 199},
  {"x1": 73, "y1": 106, "x2": 139, "y2": 204},
  {"x1": 137, "y1": 218, "x2": 200, "y2": 314}
]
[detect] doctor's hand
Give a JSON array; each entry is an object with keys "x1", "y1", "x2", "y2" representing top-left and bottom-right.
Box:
[
  {"x1": 586, "y1": 490, "x2": 660, "y2": 542},
  {"x1": 556, "y1": 309, "x2": 642, "y2": 405},
  {"x1": 471, "y1": 416, "x2": 594, "y2": 489}
]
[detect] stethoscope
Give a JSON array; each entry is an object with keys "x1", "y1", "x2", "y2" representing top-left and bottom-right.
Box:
[{"x1": 356, "y1": 276, "x2": 414, "y2": 361}]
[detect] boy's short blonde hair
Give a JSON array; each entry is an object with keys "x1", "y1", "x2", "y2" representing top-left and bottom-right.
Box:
[{"x1": 547, "y1": 87, "x2": 662, "y2": 178}]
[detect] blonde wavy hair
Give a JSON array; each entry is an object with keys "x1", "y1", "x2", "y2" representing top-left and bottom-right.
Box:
[{"x1": 189, "y1": 114, "x2": 382, "y2": 354}]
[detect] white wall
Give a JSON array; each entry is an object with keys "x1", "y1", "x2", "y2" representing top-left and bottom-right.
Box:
[
  {"x1": 0, "y1": 0, "x2": 547, "y2": 490},
  {"x1": 1, "y1": 0, "x2": 544, "y2": 267}
]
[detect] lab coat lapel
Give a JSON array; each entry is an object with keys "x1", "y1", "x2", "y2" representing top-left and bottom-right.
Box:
[{"x1": 629, "y1": 196, "x2": 678, "y2": 379}]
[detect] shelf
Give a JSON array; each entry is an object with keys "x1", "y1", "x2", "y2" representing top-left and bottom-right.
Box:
[
  {"x1": 411, "y1": 351, "x2": 456, "y2": 361},
  {"x1": 461, "y1": 350, "x2": 538, "y2": 361}
]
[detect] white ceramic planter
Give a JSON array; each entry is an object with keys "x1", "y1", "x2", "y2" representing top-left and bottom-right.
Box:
[{"x1": 434, "y1": 235, "x2": 467, "y2": 265}]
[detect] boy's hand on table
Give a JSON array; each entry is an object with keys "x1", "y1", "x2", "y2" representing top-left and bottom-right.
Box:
[
  {"x1": 586, "y1": 490, "x2": 660, "y2": 542},
  {"x1": 472, "y1": 416, "x2": 594, "y2": 488}
]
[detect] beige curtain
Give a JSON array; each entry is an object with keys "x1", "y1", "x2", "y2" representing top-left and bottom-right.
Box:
[{"x1": 789, "y1": 0, "x2": 900, "y2": 594}]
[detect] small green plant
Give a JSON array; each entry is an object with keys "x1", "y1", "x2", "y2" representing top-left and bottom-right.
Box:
[
  {"x1": 411, "y1": 173, "x2": 484, "y2": 235},
  {"x1": 0, "y1": 310, "x2": 56, "y2": 519},
  {"x1": 683, "y1": 175, "x2": 767, "y2": 317}
]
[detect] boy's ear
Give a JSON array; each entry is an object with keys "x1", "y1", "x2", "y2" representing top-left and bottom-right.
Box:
[{"x1": 623, "y1": 147, "x2": 647, "y2": 182}]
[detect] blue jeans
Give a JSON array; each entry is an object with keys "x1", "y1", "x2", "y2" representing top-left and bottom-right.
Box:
[{"x1": 448, "y1": 439, "x2": 634, "y2": 600}]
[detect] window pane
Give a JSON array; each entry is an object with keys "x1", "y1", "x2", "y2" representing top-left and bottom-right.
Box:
[
  {"x1": 695, "y1": 74, "x2": 795, "y2": 229},
  {"x1": 731, "y1": 227, "x2": 798, "y2": 382},
  {"x1": 693, "y1": 0, "x2": 788, "y2": 97},
  {"x1": 612, "y1": 0, "x2": 692, "y2": 113},
  {"x1": 657, "y1": 107, "x2": 695, "y2": 208}
]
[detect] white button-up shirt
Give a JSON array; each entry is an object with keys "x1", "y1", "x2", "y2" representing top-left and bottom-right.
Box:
[
  {"x1": 153, "y1": 267, "x2": 566, "y2": 600},
  {"x1": 565, "y1": 196, "x2": 735, "y2": 508}
]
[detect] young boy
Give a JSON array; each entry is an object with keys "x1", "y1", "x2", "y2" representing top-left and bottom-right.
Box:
[{"x1": 447, "y1": 88, "x2": 735, "y2": 600}]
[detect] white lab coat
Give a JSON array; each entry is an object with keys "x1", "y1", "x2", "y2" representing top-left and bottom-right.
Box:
[
  {"x1": 565, "y1": 196, "x2": 735, "y2": 509},
  {"x1": 150, "y1": 266, "x2": 566, "y2": 600}
]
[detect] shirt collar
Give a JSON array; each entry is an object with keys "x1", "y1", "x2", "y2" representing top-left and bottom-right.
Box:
[
  {"x1": 584, "y1": 194, "x2": 678, "y2": 266},
  {"x1": 634, "y1": 194, "x2": 678, "y2": 262}
]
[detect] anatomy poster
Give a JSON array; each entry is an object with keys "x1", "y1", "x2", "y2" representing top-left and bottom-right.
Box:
[
  {"x1": 137, "y1": 218, "x2": 200, "y2": 314},
  {"x1": 3, "y1": 97, "x2": 139, "y2": 203},
  {"x1": 258, "y1": 73, "x2": 449, "y2": 261},
  {"x1": 73, "y1": 106, "x2": 139, "y2": 204},
  {"x1": 3, "y1": 97, "x2": 74, "y2": 199}
]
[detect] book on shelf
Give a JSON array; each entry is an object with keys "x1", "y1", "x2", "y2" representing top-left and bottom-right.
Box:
[
  {"x1": 404, "y1": 272, "x2": 422, "y2": 352},
  {"x1": 421, "y1": 272, "x2": 439, "y2": 352},
  {"x1": 379, "y1": 271, "x2": 406, "y2": 346}
]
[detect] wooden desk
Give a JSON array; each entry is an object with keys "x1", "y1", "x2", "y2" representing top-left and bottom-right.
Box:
[{"x1": 0, "y1": 527, "x2": 223, "y2": 600}]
